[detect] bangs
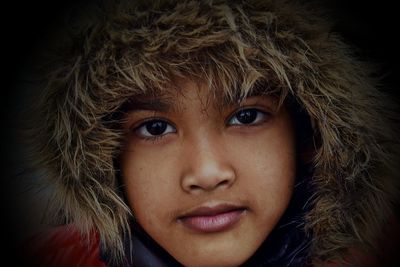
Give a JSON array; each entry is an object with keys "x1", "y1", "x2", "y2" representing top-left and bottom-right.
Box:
[{"x1": 108, "y1": 43, "x2": 290, "y2": 118}]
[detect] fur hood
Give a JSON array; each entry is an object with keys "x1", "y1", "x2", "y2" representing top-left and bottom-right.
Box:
[{"x1": 29, "y1": 0, "x2": 399, "y2": 265}]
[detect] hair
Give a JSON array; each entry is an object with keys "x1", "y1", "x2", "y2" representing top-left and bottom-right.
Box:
[{"x1": 26, "y1": 0, "x2": 399, "y2": 265}]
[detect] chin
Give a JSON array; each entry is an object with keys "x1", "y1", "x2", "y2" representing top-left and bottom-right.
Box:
[
  {"x1": 182, "y1": 258, "x2": 247, "y2": 267},
  {"x1": 176, "y1": 247, "x2": 253, "y2": 267}
]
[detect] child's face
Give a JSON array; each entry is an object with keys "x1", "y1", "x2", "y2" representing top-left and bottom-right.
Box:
[{"x1": 120, "y1": 80, "x2": 296, "y2": 266}]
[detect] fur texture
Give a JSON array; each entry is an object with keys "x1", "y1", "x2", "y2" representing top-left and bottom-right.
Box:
[{"x1": 28, "y1": 0, "x2": 399, "y2": 265}]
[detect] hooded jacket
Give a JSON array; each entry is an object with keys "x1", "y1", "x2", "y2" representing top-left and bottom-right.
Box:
[{"x1": 27, "y1": 0, "x2": 399, "y2": 266}]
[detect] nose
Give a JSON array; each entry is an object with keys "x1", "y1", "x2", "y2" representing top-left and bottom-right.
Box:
[{"x1": 180, "y1": 135, "x2": 236, "y2": 194}]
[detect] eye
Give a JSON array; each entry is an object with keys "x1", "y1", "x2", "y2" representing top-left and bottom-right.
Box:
[
  {"x1": 135, "y1": 119, "x2": 176, "y2": 138},
  {"x1": 227, "y1": 108, "x2": 268, "y2": 126}
]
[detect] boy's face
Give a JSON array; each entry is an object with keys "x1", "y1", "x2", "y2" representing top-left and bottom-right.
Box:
[{"x1": 121, "y1": 80, "x2": 296, "y2": 266}]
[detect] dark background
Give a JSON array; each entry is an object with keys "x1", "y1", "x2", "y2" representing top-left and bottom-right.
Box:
[{"x1": 1, "y1": 0, "x2": 399, "y2": 266}]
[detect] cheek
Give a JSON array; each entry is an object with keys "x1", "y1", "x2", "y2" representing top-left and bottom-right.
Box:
[
  {"x1": 228, "y1": 121, "x2": 296, "y2": 213},
  {"x1": 120, "y1": 146, "x2": 181, "y2": 227}
]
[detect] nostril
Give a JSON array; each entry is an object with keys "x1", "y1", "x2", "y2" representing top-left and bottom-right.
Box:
[
  {"x1": 188, "y1": 179, "x2": 229, "y2": 192},
  {"x1": 190, "y1": 184, "x2": 201, "y2": 190},
  {"x1": 217, "y1": 180, "x2": 230, "y2": 187}
]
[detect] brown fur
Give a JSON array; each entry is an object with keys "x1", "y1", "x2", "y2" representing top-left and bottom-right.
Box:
[{"x1": 27, "y1": 0, "x2": 399, "y2": 264}]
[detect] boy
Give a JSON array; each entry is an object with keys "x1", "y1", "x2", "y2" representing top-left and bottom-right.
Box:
[{"x1": 24, "y1": 0, "x2": 399, "y2": 266}]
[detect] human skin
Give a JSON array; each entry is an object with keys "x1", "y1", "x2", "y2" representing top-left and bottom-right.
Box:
[{"x1": 120, "y1": 80, "x2": 296, "y2": 267}]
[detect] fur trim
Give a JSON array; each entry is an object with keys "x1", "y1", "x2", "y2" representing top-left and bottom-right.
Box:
[{"x1": 28, "y1": 0, "x2": 399, "y2": 264}]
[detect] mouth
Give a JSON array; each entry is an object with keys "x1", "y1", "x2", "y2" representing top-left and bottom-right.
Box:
[{"x1": 177, "y1": 203, "x2": 247, "y2": 233}]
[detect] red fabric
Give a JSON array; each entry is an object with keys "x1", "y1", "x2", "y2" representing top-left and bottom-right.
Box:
[{"x1": 25, "y1": 225, "x2": 106, "y2": 267}]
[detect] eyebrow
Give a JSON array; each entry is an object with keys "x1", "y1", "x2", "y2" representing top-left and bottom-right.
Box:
[
  {"x1": 221, "y1": 88, "x2": 274, "y2": 107},
  {"x1": 121, "y1": 86, "x2": 278, "y2": 114},
  {"x1": 122, "y1": 96, "x2": 177, "y2": 113}
]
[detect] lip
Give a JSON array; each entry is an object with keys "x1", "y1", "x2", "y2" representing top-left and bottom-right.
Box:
[{"x1": 177, "y1": 203, "x2": 247, "y2": 233}]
